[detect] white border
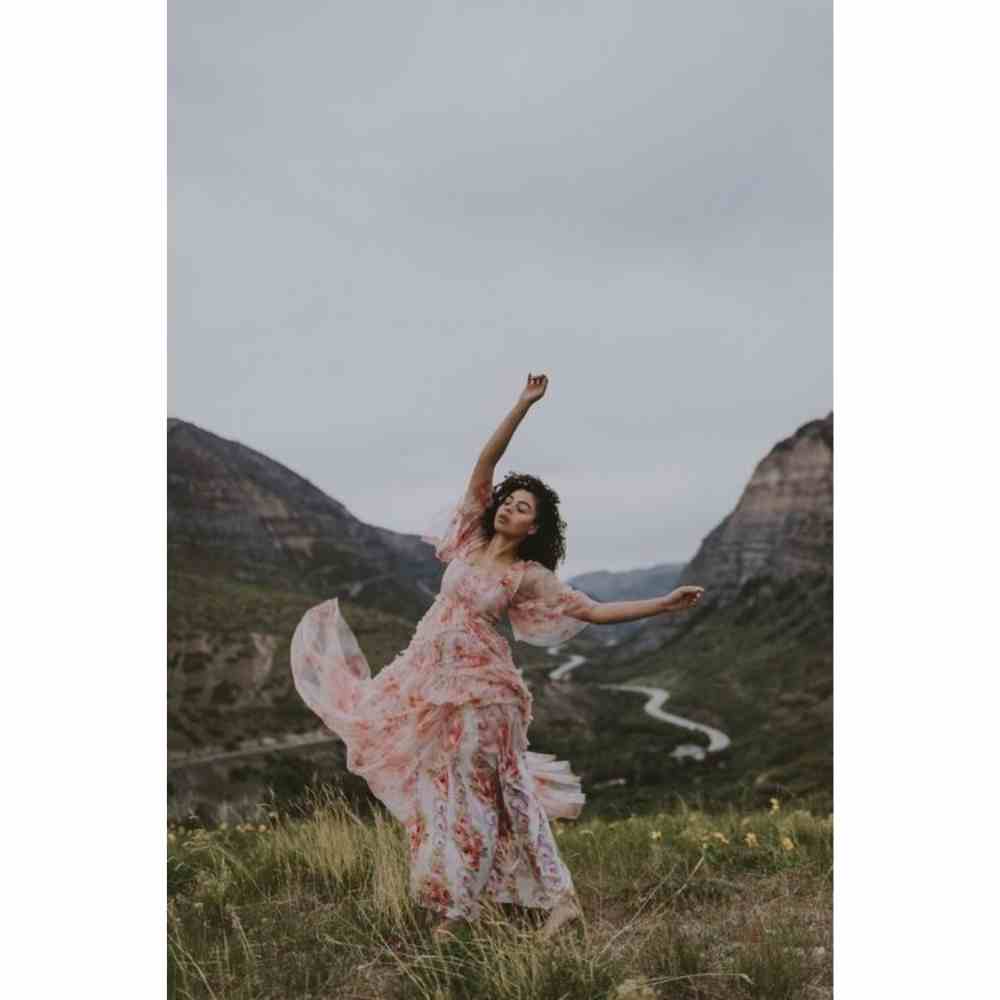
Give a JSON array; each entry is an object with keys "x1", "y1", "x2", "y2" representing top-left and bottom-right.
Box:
[{"x1": 2, "y1": 2, "x2": 997, "y2": 996}]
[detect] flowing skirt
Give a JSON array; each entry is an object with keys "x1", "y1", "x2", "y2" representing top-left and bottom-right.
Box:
[
  {"x1": 290, "y1": 598, "x2": 583, "y2": 920},
  {"x1": 408, "y1": 701, "x2": 578, "y2": 919}
]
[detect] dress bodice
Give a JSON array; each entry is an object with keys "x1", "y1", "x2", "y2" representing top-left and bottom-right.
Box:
[
  {"x1": 419, "y1": 480, "x2": 598, "y2": 647},
  {"x1": 438, "y1": 550, "x2": 524, "y2": 625},
  {"x1": 408, "y1": 547, "x2": 526, "y2": 660}
]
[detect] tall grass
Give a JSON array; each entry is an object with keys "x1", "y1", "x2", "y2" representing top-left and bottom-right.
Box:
[{"x1": 168, "y1": 786, "x2": 831, "y2": 999}]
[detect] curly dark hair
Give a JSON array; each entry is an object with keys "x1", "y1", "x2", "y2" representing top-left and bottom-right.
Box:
[{"x1": 478, "y1": 471, "x2": 568, "y2": 571}]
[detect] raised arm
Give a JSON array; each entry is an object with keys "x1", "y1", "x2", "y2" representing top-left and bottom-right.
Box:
[
  {"x1": 465, "y1": 373, "x2": 549, "y2": 498},
  {"x1": 575, "y1": 586, "x2": 706, "y2": 625}
]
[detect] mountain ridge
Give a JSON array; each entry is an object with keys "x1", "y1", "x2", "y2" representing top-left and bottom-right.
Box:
[
  {"x1": 168, "y1": 417, "x2": 441, "y2": 616},
  {"x1": 168, "y1": 412, "x2": 833, "y2": 819},
  {"x1": 597, "y1": 411, "x2": 833, "y2": 660}
]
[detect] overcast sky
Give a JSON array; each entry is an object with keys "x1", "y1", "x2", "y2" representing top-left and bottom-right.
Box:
[{"x1": 168, "y1": 0, "x2": 831, "y2": 580}]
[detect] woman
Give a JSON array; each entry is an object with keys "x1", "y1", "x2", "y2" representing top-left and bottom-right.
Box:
[{"x1": 289, "y1": 373, "x2": 705, "y2": 940}]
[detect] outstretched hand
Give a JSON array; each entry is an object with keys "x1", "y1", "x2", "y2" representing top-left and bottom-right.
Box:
[
  {"x1": 663, "y1": 585, "x2": 706, "y2": 612},
  {"x1": 519, "y1": 372, "x2": 549, "y2": 406}
]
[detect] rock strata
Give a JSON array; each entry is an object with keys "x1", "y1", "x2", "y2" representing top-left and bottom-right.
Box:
[
  {"x1": 168, "y1": 418, "x2": 440, "y2": 616},
  {"x1": 613, "y1": 412, "x2": 833, "y2": 656}
]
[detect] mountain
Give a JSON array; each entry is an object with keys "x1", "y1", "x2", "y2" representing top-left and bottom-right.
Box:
[
  {"x1": 569, "y1": 412, "x2": 833, "y2": 807},
  {"x1": 168, "y1": 418, "x2": 441, "y2": 617},
  {"x1": 168, "y1": 418, "x2": 449, "y2": 762},
  {"x1": 168, "y1": 413, "x2": 834, "y2": 821},
  {"x1": 683, "y1": 411, "x2": 833, "y2": 599},
  {"x1": 599, "y1": 412, "x2": 833, "y2": 659},
  {"x1": 167, "y1": 419, "x2": 597, "y2": 818},
  {"x1": 567, "y1": 563, "x2": 687, "y2": 603}
]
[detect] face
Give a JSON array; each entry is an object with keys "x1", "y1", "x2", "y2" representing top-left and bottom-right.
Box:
[{"x1": 494, "y1": 489, "x2": 538, "y2": 540}]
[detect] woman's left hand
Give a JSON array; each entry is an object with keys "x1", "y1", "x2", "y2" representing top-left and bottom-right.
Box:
[{"x1": 662, "y1": 585, "x2": 705, "y2": 611}]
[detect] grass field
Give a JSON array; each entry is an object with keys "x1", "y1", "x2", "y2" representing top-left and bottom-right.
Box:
[{"x1": 168, "y1": 787, "x2": 832, "y2": 999}]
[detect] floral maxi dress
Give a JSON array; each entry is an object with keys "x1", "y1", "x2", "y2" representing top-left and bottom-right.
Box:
[{"x1": 289, "y1": 480, "x2": 599, "y2": 921}]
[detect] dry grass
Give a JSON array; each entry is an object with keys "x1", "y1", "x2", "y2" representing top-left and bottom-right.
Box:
[{"x1": 168, "y1": 787, "x2": 832, "y2": 999}]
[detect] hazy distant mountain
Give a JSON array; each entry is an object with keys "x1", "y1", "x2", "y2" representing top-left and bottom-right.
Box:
[
  {"x1": 567, "y1": 563, "x2": 687, "y2": 645},
  {"x1": 567, "y1": 564, "x2": 687, "y2": 602}
]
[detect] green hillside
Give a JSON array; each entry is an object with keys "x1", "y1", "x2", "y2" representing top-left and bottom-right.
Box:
[
  {"x1": 570, "y1": 573, "x2": 833, "y2": 815},
  {"x1": 169, "y1": 568, "x2": 832, "y2": 825}
]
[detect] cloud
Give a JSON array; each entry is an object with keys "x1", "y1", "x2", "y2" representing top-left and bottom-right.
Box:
[{"x1": 169, "y1": 0, "x2": 831, "y2": 577}]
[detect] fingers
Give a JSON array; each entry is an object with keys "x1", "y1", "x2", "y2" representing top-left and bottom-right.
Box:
[
  {"x1": 664, "y1": 585, "x2": 705, "y2": 611},
  {"x1": 683, "y1": 586, "x2": 705, "y2": 608}
]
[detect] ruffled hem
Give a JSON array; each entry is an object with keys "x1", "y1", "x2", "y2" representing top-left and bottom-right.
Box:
[
  {"x1": 524, "y1": 752, "x2": 586, "y2": 820},
  {"x1": 290, "y1": 597, "x2": 586, "y2": 824}
]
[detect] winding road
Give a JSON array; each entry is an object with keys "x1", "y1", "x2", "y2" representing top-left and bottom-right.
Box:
[
  {"x1": 171, "y1": 594, "x2": 729, "y2": 768},
  {"x1": 544, "y1": 640, "x2": 730, "y2": 761}
]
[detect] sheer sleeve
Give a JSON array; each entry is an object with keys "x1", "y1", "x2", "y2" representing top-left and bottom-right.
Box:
[
  {"x1": 507, "y1": 561, "x2": 599, "y2": 646},
  {"x1": 419, "y1": 479, "x2": 492, "y2": 564}
]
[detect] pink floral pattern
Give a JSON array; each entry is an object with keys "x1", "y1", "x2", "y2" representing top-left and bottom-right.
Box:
[{"x1": 290, "y1": 479, "x2": 596, "y2": 920}]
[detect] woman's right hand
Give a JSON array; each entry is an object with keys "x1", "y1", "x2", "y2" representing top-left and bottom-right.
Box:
[
  {"x1": 662, "y1": 585, "x2": 705, "y2": 612},
  {"x1": 519, "y1": 372, "x2": 548, "y2": 406}
]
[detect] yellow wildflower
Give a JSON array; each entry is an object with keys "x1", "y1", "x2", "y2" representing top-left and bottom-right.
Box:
[
  {"x1": 781, "y1": 836, "x2": 795, "y2": 852},
  {"x1": 744, "y1": 832, "x2": 758, "y2": 848},
  {"x1": 650, "y1": 830, "x2": 663, "y2": 841},
  {"x1": 769, "y1": 798, "x2": 780, "y2": 814}
]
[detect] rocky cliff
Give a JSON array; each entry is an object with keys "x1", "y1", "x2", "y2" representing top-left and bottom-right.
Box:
[
  {"x1": 569, "y1": 412, "x2": 834, "y2": 804},
  {"x1": 608, "y1": 412, "x2": 833, "y2": 658},
  {"x1": 682, "y1": 411, "x2": 832, "y2": 599}
]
